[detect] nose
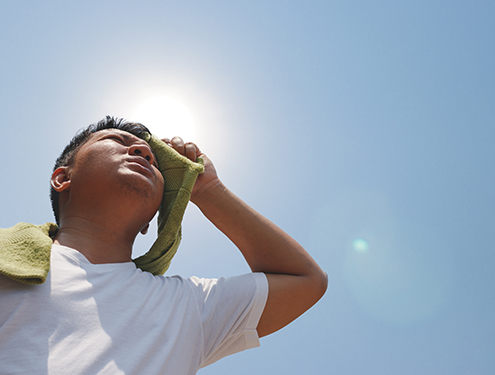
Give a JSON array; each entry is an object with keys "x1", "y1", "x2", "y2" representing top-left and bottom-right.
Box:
[{"x1": 129, "y1": 143, "x2": 155, "y2": 165}]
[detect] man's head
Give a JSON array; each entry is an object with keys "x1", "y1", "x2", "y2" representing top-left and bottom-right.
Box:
[{"x1": 50, "y1": 116, "x2": 159, "y2": 226}]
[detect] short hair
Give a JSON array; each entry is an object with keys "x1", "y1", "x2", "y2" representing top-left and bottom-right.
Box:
[{"x1": 50, "y1": 116, "x2": 152, "y2": 225}]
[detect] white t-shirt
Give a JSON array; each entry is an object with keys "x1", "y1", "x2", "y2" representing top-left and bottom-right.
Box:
[{"x1": 0, "y1": 244, "x2": 268, "y2": 375}]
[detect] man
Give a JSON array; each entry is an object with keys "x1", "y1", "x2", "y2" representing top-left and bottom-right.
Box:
[{"x1": 0, "y1": 117, "x2": 327, "y2": 374}]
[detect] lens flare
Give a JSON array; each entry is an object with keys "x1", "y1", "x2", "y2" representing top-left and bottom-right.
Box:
[
  {"x1": 352, "y1": 238, "x2": 369, "y2": 253},
  {"x1": 309, "y1": 189, "x2": 455, "y2": 326}
]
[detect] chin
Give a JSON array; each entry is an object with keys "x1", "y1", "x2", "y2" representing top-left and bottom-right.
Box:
[{"x1": 118, "y1": 179, "x2": 162, "y2": 207}]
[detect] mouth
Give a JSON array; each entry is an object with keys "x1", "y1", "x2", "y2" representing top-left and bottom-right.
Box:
[{"x1": 127, "y1": 157, "x2": 154, "y2": 177}]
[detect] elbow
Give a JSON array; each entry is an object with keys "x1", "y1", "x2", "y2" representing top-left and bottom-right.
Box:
[
  {"x1": 305, "y1": 268, "x2": 328, "y2": 307},
  {"x1": 314, "y1": 270, "x2": 328, "y2": 302}
]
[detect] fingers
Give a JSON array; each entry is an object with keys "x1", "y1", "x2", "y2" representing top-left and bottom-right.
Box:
[
  {"x1": 185, "y1": 143, "x2": 199, "y2": 161},
  {"x1": 171, "y1": 137, "x2": 185, "y2": 155},
  {"x1": 161, "y1": 136, "x2": 201, "y2": 161}
]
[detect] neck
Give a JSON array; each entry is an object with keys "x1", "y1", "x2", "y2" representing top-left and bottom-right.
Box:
[{"x1": 53, "y1": 216, "x2": 138, "y2": 264}]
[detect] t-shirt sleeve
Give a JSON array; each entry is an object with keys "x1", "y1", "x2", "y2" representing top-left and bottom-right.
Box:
[{"x1": 186, "y1": 272, "x2": 268, "y2": 368}]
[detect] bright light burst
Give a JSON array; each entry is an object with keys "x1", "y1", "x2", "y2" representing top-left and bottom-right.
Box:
[{"x1": 132, "y1": 97, "x2": 195, "y2": 140}]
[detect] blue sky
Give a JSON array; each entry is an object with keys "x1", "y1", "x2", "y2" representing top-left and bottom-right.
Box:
[{"x1": 1, "y1": 1, "x2": 494, "y2": 374}]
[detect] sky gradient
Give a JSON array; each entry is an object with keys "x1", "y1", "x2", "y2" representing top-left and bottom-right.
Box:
[{"x1": 1, "y1": 1, "x2": 494, "y2": 374}]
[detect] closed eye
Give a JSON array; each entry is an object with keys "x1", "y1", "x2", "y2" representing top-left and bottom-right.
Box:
[{"x1": 108, "y1": 136, "x2": 125, "y2": 144}]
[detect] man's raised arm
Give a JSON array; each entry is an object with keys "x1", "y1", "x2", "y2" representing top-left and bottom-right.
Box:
[{"x1": 168, "y1": 137, "x2": 328, "y2": 337}]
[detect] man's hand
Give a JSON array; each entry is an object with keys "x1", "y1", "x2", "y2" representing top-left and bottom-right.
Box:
[{"x1": 161, "y1": 137, "x2": 220, "y2": 203}]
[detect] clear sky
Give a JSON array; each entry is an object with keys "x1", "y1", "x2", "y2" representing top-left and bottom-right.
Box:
[{"x1": 1, "y1": 1, "x2": 494, "y2": 374}]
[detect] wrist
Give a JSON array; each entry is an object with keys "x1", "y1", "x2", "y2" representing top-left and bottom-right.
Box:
[{"x1": 191, "y1": 178, "x2": 226, "y2": 207}]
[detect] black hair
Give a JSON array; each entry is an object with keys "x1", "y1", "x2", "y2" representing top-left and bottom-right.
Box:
[{"x1": 50, "y1": 116, "x2": 152, "y2": 225}]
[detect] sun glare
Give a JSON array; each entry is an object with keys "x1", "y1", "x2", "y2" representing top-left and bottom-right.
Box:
[{"x1": 132, "y1": 97, "x2": 196, "y2": 141}]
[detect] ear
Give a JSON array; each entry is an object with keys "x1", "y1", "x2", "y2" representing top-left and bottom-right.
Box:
[
  {"x1": 51, "y1": 167, "x2": 71, "y2": 192},
  {"x1": 140, "y1": 223, "x2": 150, "y2": 235}
]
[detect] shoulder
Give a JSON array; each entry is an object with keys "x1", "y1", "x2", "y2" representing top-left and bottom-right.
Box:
[
  {"x1": 184, "y1": 273, "x2": 267, "y2": 298},
  {"x1": 183, "y1": 273, "x2": 268, "y2": 318}
]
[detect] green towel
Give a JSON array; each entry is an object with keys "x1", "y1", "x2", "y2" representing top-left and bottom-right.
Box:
[
  {"x1": 0, "y1": 133, "x2": 204, "y2": 285},
  {"x1": 0, "y1": 222, "x2": 58, "y2": 285},
  {"x1": 133, "y1": 133, "x2": 204, "y2": 274}
]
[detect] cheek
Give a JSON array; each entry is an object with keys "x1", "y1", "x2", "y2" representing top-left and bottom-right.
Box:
[
  {"x1": 76, "y1": 145, "x2": 119, "y2": 169},
  {"x1": 71, "y1": 150, "x2": 121, "y2": 186}
]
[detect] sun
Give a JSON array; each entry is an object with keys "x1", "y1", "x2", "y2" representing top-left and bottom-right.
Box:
[{"x1": 132, "y1": 97, "x2": 195, "y2": 141}]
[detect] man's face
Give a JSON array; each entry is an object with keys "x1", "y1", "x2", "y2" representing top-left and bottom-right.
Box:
[{"x1": 68, "y1": 129, "x2": 164, "y2": 217}]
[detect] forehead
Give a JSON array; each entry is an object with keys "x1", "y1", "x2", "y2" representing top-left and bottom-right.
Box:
[
  {"x1": 89, "y1": 128, "x2": 144, "y2": 143},
  {"x1": 87, "y1": 129, "x2": 158, "y2": 162}
]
